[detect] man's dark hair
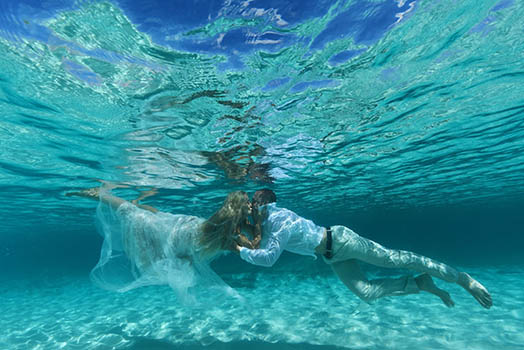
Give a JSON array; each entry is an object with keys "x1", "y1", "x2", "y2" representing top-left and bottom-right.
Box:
[{"x1": 252, "y1": 189, "x2": 276, "y2": 207}]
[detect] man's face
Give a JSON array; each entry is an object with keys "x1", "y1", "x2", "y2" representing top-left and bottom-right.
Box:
[
  {"x1": 251, "y1": 197, "x2": 261, "y2": 211},
  {"x1": 251, "y1": 198, "x2": 265, "y2": 220}
]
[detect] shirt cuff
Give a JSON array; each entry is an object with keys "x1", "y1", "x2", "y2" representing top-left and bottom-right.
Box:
[{"x1": 239, "y1": 247, "x2": 250, "y2": 261}]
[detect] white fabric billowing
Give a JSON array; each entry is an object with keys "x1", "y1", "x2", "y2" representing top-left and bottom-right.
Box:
[
  {"x1": 239, "y1": 203, "x2": 324, "y2": 267},
  {"x1": 91, "y1": 200, "x2": 240, "y2": 304}
]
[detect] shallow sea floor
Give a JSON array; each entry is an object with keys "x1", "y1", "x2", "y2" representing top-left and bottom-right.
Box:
[{"x1": 1, "y1": 266, "x2": 523, "y2": 350}]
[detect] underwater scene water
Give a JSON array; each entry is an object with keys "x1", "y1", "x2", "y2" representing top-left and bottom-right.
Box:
[{"x1": 1, "y1": 0, "x2": 524, "y2": 349}]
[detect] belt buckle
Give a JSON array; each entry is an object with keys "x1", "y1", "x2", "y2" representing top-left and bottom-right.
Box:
[{"x1": 325, "y1": 227, "x2": 333, "y2": 259}]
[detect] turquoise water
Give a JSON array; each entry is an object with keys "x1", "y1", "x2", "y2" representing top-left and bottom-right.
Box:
[{"x1": 1, "y1": 0, "x2": 524, "y2": 349}]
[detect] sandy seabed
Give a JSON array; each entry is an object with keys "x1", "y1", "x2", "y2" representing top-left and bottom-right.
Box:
[{"x1": 1, "y1": 266, "x2": 522, "y2": 350}]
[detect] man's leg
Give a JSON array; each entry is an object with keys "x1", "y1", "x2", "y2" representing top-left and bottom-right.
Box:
[
  {"x1": 330, "y1": 226, "x2": 492, "y2": 308},
  {"x1": 330, "y1": 259, "x2": 419, "y2": 303},
  {"x1": 331, "y1": 259, "x2": 455, "y2": 306},
  {"x1": 331, "y1": 226, "x2": 460, "y2": 282}
]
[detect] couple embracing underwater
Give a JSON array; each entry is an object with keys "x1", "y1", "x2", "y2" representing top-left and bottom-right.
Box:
[{"x1": 68, "y1": 186, "x2": 492, "y2": 309}]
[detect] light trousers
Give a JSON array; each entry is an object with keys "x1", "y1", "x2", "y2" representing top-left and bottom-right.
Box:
[{"x1": 324, "y1": 225, "x2": 459, "y2": 303}]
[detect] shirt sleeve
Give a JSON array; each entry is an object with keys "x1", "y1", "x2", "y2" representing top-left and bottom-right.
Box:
[{"x1": 239, "y1": 229, "x2": 290, "y2": 267}]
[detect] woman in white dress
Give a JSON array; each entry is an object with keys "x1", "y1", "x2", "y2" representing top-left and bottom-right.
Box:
[{"x1": 68, "y1": 185, "x2": 253, "y2": 302}]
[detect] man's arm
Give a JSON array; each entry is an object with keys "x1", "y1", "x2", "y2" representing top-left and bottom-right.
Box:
[{"x1": 238, "y1": 234, "x2": 288, "y2": 267}]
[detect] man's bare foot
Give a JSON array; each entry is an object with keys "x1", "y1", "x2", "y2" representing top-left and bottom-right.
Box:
[
  {"x1": 66, "y1": 187, "x2": 100, "y2": 199},
  {"x1": 458, "y1": 272, "x2": 492, "y2": 309},
  {"x1": 415, "y1": 273, "x2": 455, "y2": 308}
]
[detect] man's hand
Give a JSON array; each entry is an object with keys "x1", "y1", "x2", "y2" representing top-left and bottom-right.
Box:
[
  {"x1": 236, "y1": 234, "x2": 255, "y2": 249},
  {"x1": 228, "y1": 239, "x2": 242, "y2": 253},
  {"x1": 252, "y1": 235, "x2": 261, "y2": 249}
]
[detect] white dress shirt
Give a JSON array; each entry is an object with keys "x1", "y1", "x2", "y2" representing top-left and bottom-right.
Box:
[{"x1": 239, "y1": 203, "x2": 325, "y2": 267}]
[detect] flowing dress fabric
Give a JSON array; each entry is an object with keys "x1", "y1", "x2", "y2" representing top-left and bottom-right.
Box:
[{"x1": 91, "y1": 200, "x2": 238, "y2": 303}]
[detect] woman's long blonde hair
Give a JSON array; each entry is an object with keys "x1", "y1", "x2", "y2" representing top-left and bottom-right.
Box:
[{"x1": 199, "y1": 191, "x2": 249, "y2": 257}]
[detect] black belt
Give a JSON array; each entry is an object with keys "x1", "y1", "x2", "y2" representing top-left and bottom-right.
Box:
[{"x1": 324, "y1": 227, "x2": 333, "y2": 259}]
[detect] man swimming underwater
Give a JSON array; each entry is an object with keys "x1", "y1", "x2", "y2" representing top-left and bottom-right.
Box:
[{"x1": 232, "y1": 189, "x2": 492, "y2": 309}]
